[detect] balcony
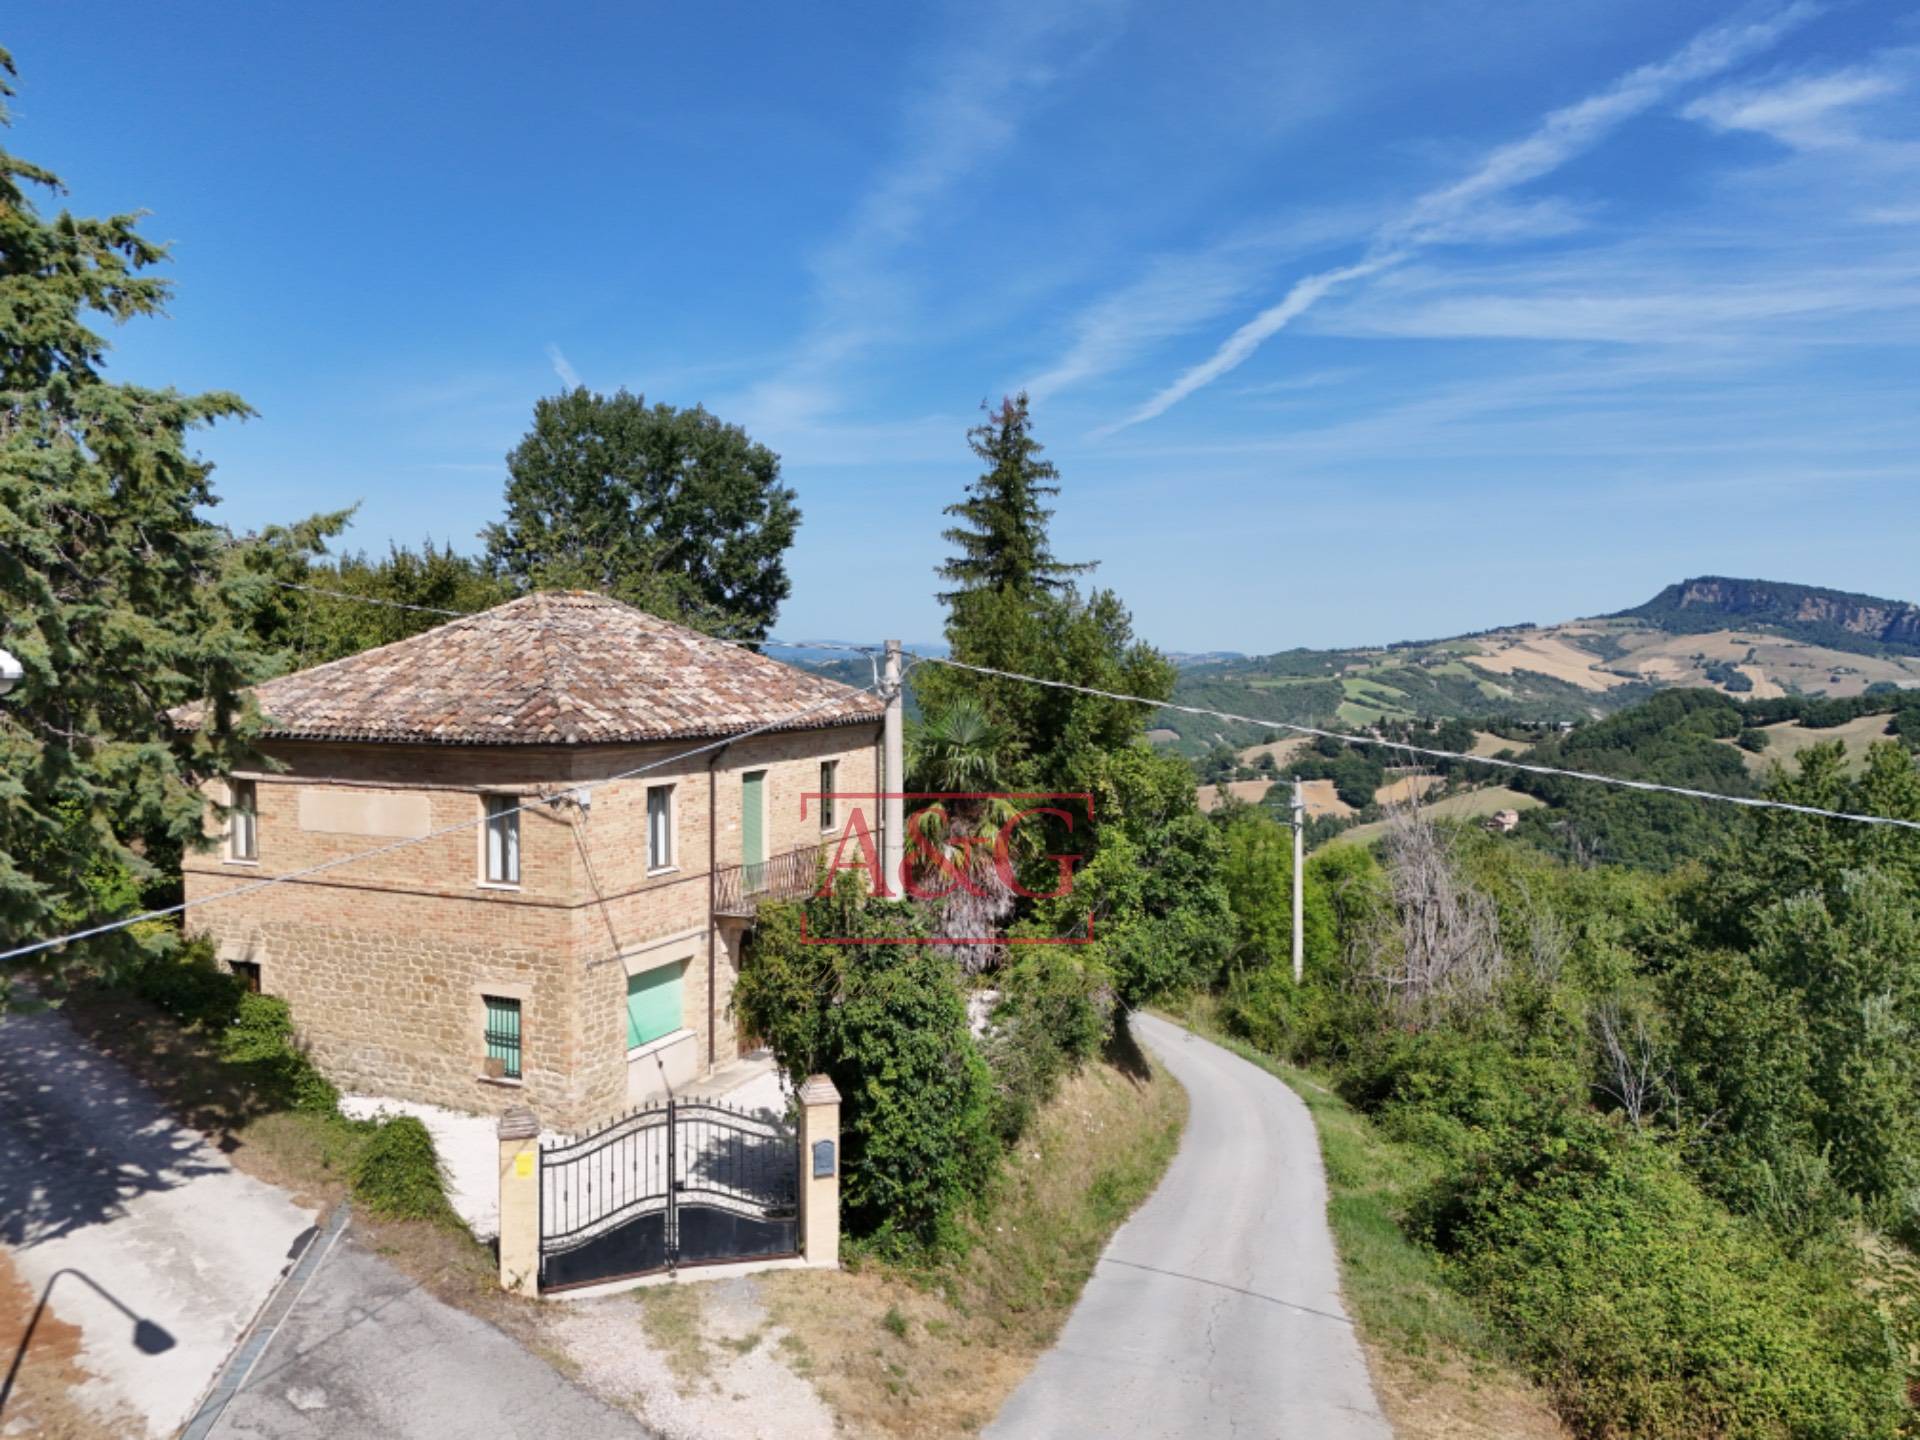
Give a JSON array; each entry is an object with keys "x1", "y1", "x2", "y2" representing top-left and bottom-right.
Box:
[{"x1": 712, "y1": 842, "x2": 828, "y2": 919}]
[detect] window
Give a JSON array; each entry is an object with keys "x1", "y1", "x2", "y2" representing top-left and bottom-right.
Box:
[
  {"x1": 646, "y1": 785, "x2": 673, "y2": 871},
  {"x1": 483, "y1": 794, "x2": 520, "y2": 884},
  {"x1": 230, "y1": 960, "x2": 262, "y2": 994},
  {"x1": 625, "y1": 963, "x2": 685, "y2": 1050},
  {"x1": 483, "y1": 995, "x2": 522, "y2": 1080},
  {"x1": 819, "y1": 761, "x2": 837, "y2": 831},
  {"x1": 229, "y1": 779, "x2": 258, "y2": 861}
]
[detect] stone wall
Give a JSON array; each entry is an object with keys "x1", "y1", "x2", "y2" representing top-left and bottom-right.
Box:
[{"x1": 183, "y1": 720, "x2": 882, "y2": 1132}]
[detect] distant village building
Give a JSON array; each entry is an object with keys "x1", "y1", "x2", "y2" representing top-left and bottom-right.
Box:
[
  {"x1": 1485, "y1": 809, "x2": 1522, "y2": 834},
  {"x1": 172, "y1": 592, "x2": 883, "y2": 1131}
]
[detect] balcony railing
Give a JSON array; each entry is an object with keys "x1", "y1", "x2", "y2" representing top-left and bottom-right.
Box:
[{"x1": 713, "y1": 841, "x2": 827, "y2": 918}]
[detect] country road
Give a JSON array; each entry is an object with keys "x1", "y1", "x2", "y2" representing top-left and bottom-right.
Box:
[{"x1": 986, "y1": 1012, "x2": 1392, "y2": 1440}]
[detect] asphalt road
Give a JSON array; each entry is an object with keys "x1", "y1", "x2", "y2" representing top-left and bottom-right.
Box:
[
  {"x1": 209, "y1": 1233, "x2": 652, "y2": 1439},
  {"x1": 0, "y1": 1005, "x2": 315, "y2": 1438},
  {"x1": 986, "y1": 1012, "x2": 1393, "y2": 1440}
]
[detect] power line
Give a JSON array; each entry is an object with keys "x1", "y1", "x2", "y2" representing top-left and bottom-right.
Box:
[
  {"x1": 0, "y1": 679, "x2": 887, "y2": 964},
  {"x1": 267, "y1": 580, "x2": 467, "y2": 616},
  {"x1": 909, "y1": 652, "x2": 1920, "y2": 834}
]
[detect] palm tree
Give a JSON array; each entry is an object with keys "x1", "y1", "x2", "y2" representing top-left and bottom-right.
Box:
[{"x1": 907, "y1": 699, "x2": 1021, "y2": 971}]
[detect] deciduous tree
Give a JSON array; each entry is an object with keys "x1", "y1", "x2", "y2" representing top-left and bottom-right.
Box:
[{"x1": 484, "y1": 388, "x2": 799, "y2": 640}]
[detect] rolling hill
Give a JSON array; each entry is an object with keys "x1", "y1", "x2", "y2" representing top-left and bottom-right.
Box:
[{"x1": 1153, "y1": 577, "x2": 1920, "y2": 757}]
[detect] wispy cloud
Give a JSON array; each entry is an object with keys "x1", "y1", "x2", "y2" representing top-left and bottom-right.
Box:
[
  {"x1": 737, "y1": 0, "x2": 1124, "y2": 436},
  {"x1": 1323, "y1": 253, "x2": 1920, "y2": 345},
  {"x1": 546, "y1": 344, "x2": 582, "y2": 390},
  {"x1": 1231, "y1": 367, "x2": 1364, "y2": 397},
  {"x1": 1022, "y1": 252, "x2": 1259, "y2": 401},
  {"x1": 1684, "y1": 65, "x2": 1901, "y2": 149},
  {"x1": 1100, "y1": 2, "x2": 1817, "y2": 433}
]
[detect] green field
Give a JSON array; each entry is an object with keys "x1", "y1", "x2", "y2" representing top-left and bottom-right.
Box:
[{"x1": 1725, "y1": 713, "x2": 1896, "y2": 776}]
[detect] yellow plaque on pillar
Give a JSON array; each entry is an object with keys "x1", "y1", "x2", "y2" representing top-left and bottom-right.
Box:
[{"x1": 515, "y1": 1151, "x2": 533, "y2": 1178}]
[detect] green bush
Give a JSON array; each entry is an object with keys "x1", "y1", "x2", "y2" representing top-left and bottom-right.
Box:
[
  {"x1": 737, "y1": 886, "x2": 997, "y2": 1253},
  {"x1": 220, "y1": 993, "x2": 340, "y2": 1114},
  {"x1": 981, "y1": 950, "x2": 1114, "y2": 1141},
  {"x1": 351, "y1": 1115, "x2": 453, "y2": 1222},
  {"x1": 1219, "y1": 963, "x2": 1352, "y2": 1068},
  {"x1": 130, "y1": 937, "x2": 245, "y2": 1030},
  {"x1": 1341, "y1": 1027, "x2": 1584, "y2": 1155},
  {"x1": 1419, "y1": 1115, "x2": 1904, "y2": 1440}
]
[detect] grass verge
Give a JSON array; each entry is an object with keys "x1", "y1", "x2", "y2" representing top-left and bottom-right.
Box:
[
  {"x1": 761, "y1": 1031, "x2": 1186, "y2": 1438},
  {"x1": 1162, "y1": 995, "x2": 1568, "y2": 1440}
]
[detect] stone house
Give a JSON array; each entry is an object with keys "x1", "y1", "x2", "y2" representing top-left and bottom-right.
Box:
[{"x1": 176, "y1": 591, "x2": 883, "y2": 1132}]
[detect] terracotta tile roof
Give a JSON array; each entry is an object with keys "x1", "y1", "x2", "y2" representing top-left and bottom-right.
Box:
[{"x1": 173, "y1": 592, "x2": 883, "y2": 746}]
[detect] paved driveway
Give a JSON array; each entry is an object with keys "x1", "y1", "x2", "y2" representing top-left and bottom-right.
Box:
[
  {"x1": 986, "y1": 1012, "x2": 1392, "y2": 1440},
  {"x1": 209, "y1": 1233, "x2": 652, "y2": 1438},
  {"x1": 0, "y1": 1005, "x2": 316, "y2": 1437}
]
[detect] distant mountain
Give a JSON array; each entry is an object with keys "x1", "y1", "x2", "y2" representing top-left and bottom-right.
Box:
[
  {"x1": 1615, "y1": 577, "x2": 1920, "y2": 658},
  {"x1": 1167, "y1": 650, "x2": 1247, "y2": 668},
  {"x1": 764, "y1": 639, "x2": 948, "y2": 665},
  {"x1": 1152, "y1": 578, "x2": 1920, "y2": 757}
]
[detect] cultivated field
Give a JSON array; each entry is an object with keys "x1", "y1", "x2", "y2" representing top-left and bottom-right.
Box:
[
  {"x1": 1195, "y1": 779, "x2": 1274, "y2": 812},
  {"x1": 1463, "y1": 632, "x2": 1632, "y2": 692},
  {"x1": 1373, "y1": 772, "x2": 1444, "y2": 806},
  {"x1": 1329, "y1": 786, "x2": 1542, "y2": 849}
]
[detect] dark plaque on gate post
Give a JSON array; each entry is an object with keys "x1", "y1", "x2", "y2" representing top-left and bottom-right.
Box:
[{"x1": 812, "y1": 1138, "x2": 836, "y2": 1178}]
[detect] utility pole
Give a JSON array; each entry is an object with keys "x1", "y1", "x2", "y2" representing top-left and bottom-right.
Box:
[
  {"x1": 882, "y1": 640, "x2": 905, "y2": 898},
  {"x1": 1291, "y1": 778, "x2": 1305, "y2": 984}
]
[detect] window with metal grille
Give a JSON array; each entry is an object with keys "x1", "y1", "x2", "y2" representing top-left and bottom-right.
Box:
[
  {"x1": 483, "y1": 995, "x2": 522, "y2": 1079},
  {"x1": 647, "y1": 785, "x2": 673, "y2": 871},
  {"x1": 484, "y1": 794, "x2": 519, "y2": 884},
  {"x1": 230, "y1": 779, "x2": 258, "y2": 861},
  {"x1": 818, "y1": 761, "x2": 836, "y2": 831}
]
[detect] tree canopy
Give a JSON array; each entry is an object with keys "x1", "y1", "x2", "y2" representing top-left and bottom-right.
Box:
[
  {"x1": 937, "y1": 392, "x2": 1093, "y2": 607},
  {"x1": 0, "y1": 49, "x2": 265, "y2": 973},
  {"x1": 484, "y1": 387, "x2": 799, "y2": 640}
]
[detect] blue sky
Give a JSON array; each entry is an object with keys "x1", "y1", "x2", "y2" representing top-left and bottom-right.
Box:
[{"x1": 8, "y1": 1, "x2": 1918, "y2": 651}]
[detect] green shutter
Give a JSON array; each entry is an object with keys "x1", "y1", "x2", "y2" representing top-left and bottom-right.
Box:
[
  {"x1": 742, "y1": 770, "x2": 766, "y2": 889},
  {"x1": 626, "y1": 963, "x2": 685, "y2": 1049}
]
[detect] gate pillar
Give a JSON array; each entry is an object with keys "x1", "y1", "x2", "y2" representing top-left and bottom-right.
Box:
[
  {"x1": 798, "y1": 1075, "x2": 841, "y2": 1269},
  {"x1": 497, "y1": 1107, "x2": 541, "y2": 1296}
]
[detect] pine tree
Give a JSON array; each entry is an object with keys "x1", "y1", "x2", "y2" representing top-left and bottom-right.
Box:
[
  {"x1": 0, "y1": 50, "x2": 267, "y2": 978},
  {"x1": 936, "y1": 392, "x2": 1093, "y2": 604}
]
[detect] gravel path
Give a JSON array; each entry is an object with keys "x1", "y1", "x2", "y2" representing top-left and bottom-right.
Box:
[{"x1": 546, "y1": 1275, "x2": 834, "y2": 1440}]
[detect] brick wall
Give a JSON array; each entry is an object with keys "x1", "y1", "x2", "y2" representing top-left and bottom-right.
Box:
[{"x1": 185, "y1": 721, "x2": 882, "y2": 1132}]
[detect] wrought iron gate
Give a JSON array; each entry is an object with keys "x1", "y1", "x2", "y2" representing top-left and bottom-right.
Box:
[{"x1": 538, "y1": 1098, "x2": 798, "y2": 1292}]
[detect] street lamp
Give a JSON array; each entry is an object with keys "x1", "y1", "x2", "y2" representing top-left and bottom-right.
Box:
[{"x1": 0, "y1": 647, "x2": 19, "y2": 698}]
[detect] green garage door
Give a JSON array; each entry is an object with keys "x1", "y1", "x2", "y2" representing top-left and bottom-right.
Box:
[{"x1": 626, "y1": 963, "x2": 685, "y2": 1050}]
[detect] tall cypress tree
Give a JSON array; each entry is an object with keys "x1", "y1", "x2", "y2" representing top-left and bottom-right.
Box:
[
  {"x1": 936, "y1": 392, "x2": 1093, "y2": 605},
  {"x1": 0, "y1": 50, "x2": 267, "y2": 978}
]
